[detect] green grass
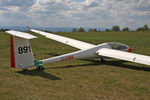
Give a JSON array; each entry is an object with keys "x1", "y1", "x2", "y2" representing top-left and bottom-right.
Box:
[{"x1": 0, "y1": 31, "x2": 150, "y2": 100}]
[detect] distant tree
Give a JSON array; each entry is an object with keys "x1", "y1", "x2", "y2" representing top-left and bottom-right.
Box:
[
  {"x1": 72, "y1": 28, "x2": 78, "y2": 32},
  {"x1": 136, "y1": 24, "x2": 149, "y2": 31},
  {"x1": 123, "y1": 27, "x2": 129, "y2": 31},
  {"x1": 143, "y1": 24, "x2": 149, "y2": 30},
  {"x1": 93, "y1": 28, "x2": 97, "y2": 32},
  {"x1": 88, "y1": 28, "x2": 97, "y2": 32},
  {"x1": 136, "y1": 27, "x2": 142, "y2": 31},
  {"x1": 0, "y1": 28, "x2": 9, "y2": 32},
  {"x1": 112, "y1": 25, "x2": 120, "y2": 31},
  {"x1": 88, "y1": 28, "x2": 93, "y2": 32},
  {"x1": 105, "y1": 29, "x2": 110, "y2": 32},
  {"x1": 78, "y1": 27, "x2": 85, "y2": 32}
]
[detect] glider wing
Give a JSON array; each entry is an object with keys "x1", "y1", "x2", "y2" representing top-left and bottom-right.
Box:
[
  {"x1": 97, "y1": 48, "x2": 150, "y2": 66},
  {"x1": 31, "y1": 29, "x2": 95, "y2": 50}
]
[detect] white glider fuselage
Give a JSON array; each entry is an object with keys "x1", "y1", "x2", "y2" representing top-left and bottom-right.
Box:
[{"x1": 42, "y1": 43, "x2": 110, "y2": 64}]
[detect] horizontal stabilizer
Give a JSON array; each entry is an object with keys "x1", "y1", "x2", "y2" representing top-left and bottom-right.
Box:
[
  {"x1": 97, "y1": 48, "x2": 150, "y2": 66},
  {"x1": 6, "y1": 30, "x2": 37, "y2": 39}
]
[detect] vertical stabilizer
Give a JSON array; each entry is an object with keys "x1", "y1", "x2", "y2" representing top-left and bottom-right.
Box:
[
  {"x1": 11, "y1": 36, "x2": 35, "y2": 69},
  {"x1": 10, "y1": 36, "x2": 35, "y2": 69},
  {"x1": 6, "y1": 30, "x2": 37, "y2": 69}
]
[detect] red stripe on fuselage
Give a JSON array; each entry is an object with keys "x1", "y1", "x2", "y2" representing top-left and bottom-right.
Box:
[
  {"x1": 10, "y1": 36, "x2": 15, "y2": 68},
  {"x1": 61, "y1": 55, "x2": 74, "y2": 61}
]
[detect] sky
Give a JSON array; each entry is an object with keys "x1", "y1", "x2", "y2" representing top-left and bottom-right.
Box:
[{"x1": 0, "y1": 0, "x2": 150, "y2": 29}]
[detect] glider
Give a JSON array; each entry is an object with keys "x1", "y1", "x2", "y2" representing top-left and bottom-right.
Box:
[{"x1": 6, "y1": 29, "x2": 150, "y2": 70}]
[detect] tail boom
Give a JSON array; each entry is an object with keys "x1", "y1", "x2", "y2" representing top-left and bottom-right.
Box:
[{"x1": 42, "y1": 46, "x2": 101, "y2": 64}]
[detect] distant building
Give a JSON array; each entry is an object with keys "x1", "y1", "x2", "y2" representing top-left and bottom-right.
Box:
[{"x1": 72, "y1": 28, "x2": 78, "y2": 32}]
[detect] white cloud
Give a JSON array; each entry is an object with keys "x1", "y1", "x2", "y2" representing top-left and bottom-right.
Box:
[
  {"x1": 101, "y1": 0, "x2": 150, "y2": 28},
  {"x1": 0, "y1": 0, "x2": 150, "y2": 29},
  {"x1": 83, "y1": 0, "x2": 99, "y2": 7},
  {"x1": 0, "y1": 0, "x2": 34, "y2": 6}
]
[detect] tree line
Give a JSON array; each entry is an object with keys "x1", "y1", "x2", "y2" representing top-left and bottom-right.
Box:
[
  {"x1": 72, "y1": 24, "x2": 150, "y2": 32},
  {"x1": 0, "y1": 28, "x2": 9, "y2": 32},
  {"x1": 0, "y1": 25, "x2": 149, "y2": 33}
]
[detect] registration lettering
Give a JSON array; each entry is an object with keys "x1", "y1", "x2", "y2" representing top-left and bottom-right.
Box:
[{"x1": 61, "y1": 55, "x2": 74, "y2": 61}]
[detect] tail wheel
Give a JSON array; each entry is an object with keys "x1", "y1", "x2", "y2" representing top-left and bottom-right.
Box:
[{"x1": 34, "y1": 60, "x2": 44, "y2": 71}]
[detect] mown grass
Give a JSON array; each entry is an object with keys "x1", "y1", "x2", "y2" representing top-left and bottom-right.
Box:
[{"x1": 0, "y1": 31, "x2": 150, "y2": 100}]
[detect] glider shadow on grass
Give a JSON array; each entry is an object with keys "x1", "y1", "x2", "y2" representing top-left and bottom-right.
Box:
[
  {"x1": 17, "y1": 69, "x2": 61, "y2": 80},
  {"x1": 47, "y1": 59, "x2": 150, "y2": 72}
]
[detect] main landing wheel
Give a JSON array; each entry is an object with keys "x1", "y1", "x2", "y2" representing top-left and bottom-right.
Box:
[
  {"x1": 101, "y1": 58, "x2": 107, "y2": 62},
  {"x1": 36, "y1": 66, "x2": 44, "y2": 71},
  {"x1": 22, "y1": 69, "x2": 28, "y2": 71}
]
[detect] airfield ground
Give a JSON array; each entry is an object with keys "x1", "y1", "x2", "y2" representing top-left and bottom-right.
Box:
[{"x1": 0, "y1": 31, "x2": 150, "y2": 100}]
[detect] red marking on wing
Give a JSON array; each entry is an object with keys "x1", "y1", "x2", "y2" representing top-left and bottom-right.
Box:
[
  {"x1": 10, "y1": 36, "x2": 15, "y2": 68},
  {"x1": 61, "y1": 55, "x2": 74, "y2": 61}
]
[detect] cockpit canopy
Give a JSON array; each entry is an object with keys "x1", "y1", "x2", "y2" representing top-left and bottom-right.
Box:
[{"x1": 107, "y1": 42, "x2": 129, "y2": 51}]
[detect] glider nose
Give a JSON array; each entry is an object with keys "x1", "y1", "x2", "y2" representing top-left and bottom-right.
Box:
[{"x1": 128, "y1": 47, "x2": 133, "y2": 52}]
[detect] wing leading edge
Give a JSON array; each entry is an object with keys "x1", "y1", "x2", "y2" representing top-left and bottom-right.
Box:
[
  {"x1": 97, "y1": 48, "x2": 150, "y2": 66},
  {"x1": 31, "y1": 29, "x2": 95, "y2": 50}
]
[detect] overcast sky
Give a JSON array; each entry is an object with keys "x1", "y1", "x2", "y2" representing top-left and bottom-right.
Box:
[{"x1": 0, "y1": 0, "x2": 150, "y2": 29}]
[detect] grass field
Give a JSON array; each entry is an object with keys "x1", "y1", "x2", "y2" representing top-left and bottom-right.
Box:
[{"x1": 0, "y1": 31, "x2": 150, "y2": 100}]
